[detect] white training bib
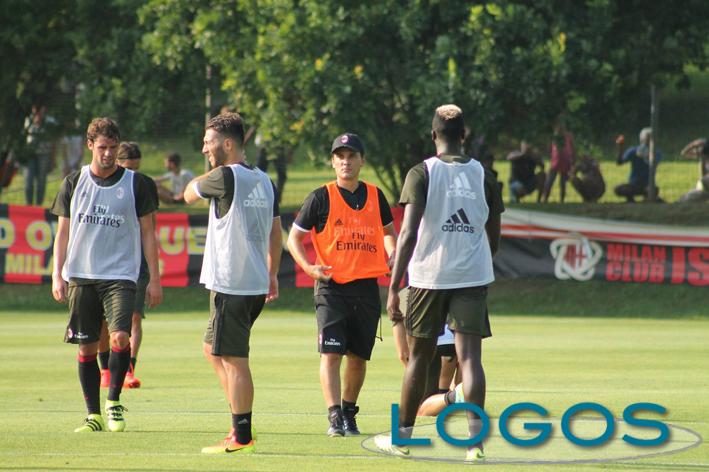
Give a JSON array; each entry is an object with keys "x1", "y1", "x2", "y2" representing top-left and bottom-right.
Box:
[
  {"x1": 437, "y1": 324, "x2": 455, "y2": 346},
  {"x1": 63, "y1": 166, "x2": 141, "y2": 282},
  {"x1": 408, "y1": 157, "x2": 494, "y2": 289},
  {"x1": 200, "y1": 164, "x2": 274, "y2": 295}
]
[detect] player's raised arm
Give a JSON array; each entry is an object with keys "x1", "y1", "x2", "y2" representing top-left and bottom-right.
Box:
[{"x1": 183, "y1": 172, "x2": 212, "y2": 205}]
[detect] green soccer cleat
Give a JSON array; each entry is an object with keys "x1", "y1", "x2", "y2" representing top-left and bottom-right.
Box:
[
  {"x1": 373, "y1": 434, "x2": 410, "y2": 457},
  {"x1": 74, "y1": 414, "x2": 105, "y2": 433},
  {"x1": 105, "y1": 400, "x2": 127, "y2": 432},
  {"x1": 465, "y1": 447, "x2": 486, "y2": 462}
]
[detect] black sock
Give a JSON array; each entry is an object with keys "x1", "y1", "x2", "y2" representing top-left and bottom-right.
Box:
[
  {"x1": 130, "y1": 357, "x2": 137, "y2": 373},
  {"x1": 437, "y1": 388, "x2": 449, "y2": 395},
  {"x1": 341, "y1": 400, "x2": 356, "y2": 414},
  {"x1": 328, "y1": 405, "x2": 342, "y2": 416},
  {"x1": 444, "y1": 390, "x2": 456, "y2": 405},
  {"x1": 342, "y1": 400, "x2": 359, "y2": 418},
  {"x1": 98, "y1": 351, "x2": 110, "y2": 371},
  {"x1": 107, "y1": 347, "x2": 130, "y2": 401},
  {"x1": 78, "y1": 355, "x2": 101, "y2": 415},
  {"x1": 233, "y1": 412, "x2": 252, "y2": 444}
]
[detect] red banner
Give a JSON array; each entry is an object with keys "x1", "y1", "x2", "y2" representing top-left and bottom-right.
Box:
[{"x1": 1, "y1": 204, "x2": 707, "y2": 287}]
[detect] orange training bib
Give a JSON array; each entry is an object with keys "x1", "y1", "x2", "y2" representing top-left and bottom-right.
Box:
[{"x1": 311, "y1": 181, "x2": 389, "y2": 284}]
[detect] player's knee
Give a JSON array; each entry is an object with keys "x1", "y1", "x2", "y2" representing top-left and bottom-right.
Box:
[
  {"x1": 110, "y1": 331, "x2": 130, "y2": 350},
  {"x1": 78, "y1": 342, "x2": 99, "y2": 357},
  {"x1": 202, "y1": 343, "x2": 214, "y2": 358},
  {"x1": 320, "y1": 352, "x2": 342, "y2": 367}
]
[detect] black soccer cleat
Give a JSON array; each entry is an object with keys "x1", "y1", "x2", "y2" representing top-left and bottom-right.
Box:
[
  {"x1": 343, "y1": 405, "x2": 360, "y2": 436},
  {"x1": 327, "y1": 409, "x2": 345, "y2": 437}
]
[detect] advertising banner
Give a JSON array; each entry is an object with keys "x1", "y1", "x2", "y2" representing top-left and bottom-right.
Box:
[{"x1": 1, "y1": 204, "x2": 707, "y2": 287}]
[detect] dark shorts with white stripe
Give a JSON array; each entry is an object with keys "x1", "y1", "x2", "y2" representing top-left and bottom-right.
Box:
[
  {"x1": 204, "y1": 291, "x2": 266, "y2": 357},
  {"x1": 405, "y1": 285, "x2": 492, "y2": 339}
]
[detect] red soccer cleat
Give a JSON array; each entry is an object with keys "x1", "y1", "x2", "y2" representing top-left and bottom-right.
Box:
[
  {"x1": 123, "y1": 370, "x2": 141, "y2": 389},
  {"x1": 100, "y1": 369, "x2": 111, "y2": 388}
]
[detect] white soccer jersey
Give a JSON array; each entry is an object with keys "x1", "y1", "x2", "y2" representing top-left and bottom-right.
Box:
[
  {"x1": 62, "y1": 166, "x2": 141, "y2": 282},
  {"x1": 200, "y1": 164, "x2": 274, "y2": 295},
  {"x1": 408, "y1": 157, "x2": 494, "y2": 289}
]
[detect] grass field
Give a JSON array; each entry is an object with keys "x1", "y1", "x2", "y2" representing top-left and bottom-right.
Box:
[{"x1": 1, "y1": 283, "x2": 707, "y2": 471}]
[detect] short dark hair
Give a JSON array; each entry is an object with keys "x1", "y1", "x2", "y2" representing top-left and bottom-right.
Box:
[
  {"x1": 86, "y1": 117, "x2": 120, "y2": 142},
  {"x1": 167, "y1": 152, "x2": 181, "y2": 166},
  {"x1": 117, "y1": 142, "x2": 141, "y2": 160},
  {"x1": 432, "y1": 104, "x2": 465, "y2": 142},
  {"x1": 206, "y1": 112, "x2": 245, "y2": 145}
]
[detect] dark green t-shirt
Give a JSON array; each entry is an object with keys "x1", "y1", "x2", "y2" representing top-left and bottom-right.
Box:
[
  {"x1": 195, "y1": 163, "x2": 280, "y2": 219},
  {"x1": 399, "y1": 155, "x2": 505, "y2": 218}
]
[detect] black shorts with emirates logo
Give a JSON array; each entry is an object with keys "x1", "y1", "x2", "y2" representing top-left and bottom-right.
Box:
[
  {"x1": 64, "y1": 279, "x2": 136, "y2": 344},
  {"x1": 405, "y1": 285, "x2": 492, "y2": 339},
  {"x1": 315, "y1": 292, "x2": 381, "y2": 360}
]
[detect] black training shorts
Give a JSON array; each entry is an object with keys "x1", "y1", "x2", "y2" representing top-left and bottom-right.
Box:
[
  {"x1": 204, "y1": 291, "x2": 265, "y2": 358},
  {"x1": 315, "y1": 293, "x2": 381, "y2": 360},
  {"x1": 64, "y1": 279, "x2": 136, "y2": 344},
  {"x1": 405, "y1": 285, "x2": 492, "y2": 339}
]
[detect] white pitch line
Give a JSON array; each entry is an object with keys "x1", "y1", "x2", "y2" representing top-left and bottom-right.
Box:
[{"x1": 0, "y1": 451, "x2": 390, "y2": 461}]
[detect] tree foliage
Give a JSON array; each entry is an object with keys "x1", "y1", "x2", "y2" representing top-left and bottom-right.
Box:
[
  {"x1": 1, "y1": 0, "x2": 205, "y2": 164},
  {"x1": 4, "y1": 0, "x2": 709, "y2": 194},
  {"x1": 140, "y1": 0, "x2": 709, "y2": 194}
]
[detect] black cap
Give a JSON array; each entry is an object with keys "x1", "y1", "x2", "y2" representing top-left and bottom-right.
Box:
[{"x1": 331, "y1": 133, "x2": 365, "y2": 155}]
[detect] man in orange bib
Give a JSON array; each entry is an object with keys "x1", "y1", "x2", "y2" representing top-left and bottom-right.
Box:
[{"x1": 288, "y1": 133, "x2": 397, "y2": 437}]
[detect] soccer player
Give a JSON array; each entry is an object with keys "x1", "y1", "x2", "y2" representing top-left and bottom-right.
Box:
[
  {"x1": 51, "y1": 118, "x2": 162, "y2": 433},
  {"x1": 375, "y1": 105, "x2": 503, "y2": 461},
  {"x1": 184, "y1": 112, "x2": 281, "y2": 454},
  {"x1": 101, "y1": 142, "x2": 158, "y2": 388},
  {"x1": 287, "y1": 133, "x2": 397, "y2": 437}
]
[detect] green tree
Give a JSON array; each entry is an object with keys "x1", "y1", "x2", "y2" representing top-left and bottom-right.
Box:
[
  {"x1": 0, "y1": 0, "x2": 77, "y2": 163},
  {"x1": 141, "y1": 0, "x2": 709, "y2": 194},
  {"x1": 0, "y1": 0, "x2": 206, "y2": 170}
]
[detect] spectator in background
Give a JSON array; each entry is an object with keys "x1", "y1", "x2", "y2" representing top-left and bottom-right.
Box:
[
  {"x1": 24, "y1": 105, "x2": 57, "y2": 206},
  {"x1": 156, "y1": 152, "x2": 194, "y2": 204},
  {"x1": 255, "y1": 135, "x2": 290, "y2": 205},
  {"x1": 677, "y1": 138, "x2": 709, "y2": 203},
  {"x1": 542, "y1": 121, "x2": 576, "y2": 203},
  {"x1": 472, "y1": 143, "x2": 503, "y2": 194},
  {"x1": 569, "y1": 155, "x2": 605, "y2": 203},
  {"x1": 61, "y1": 127, "x2": 84, "y2": 177},
  {"x1": 614, "y1": 128, "x2": 661, "y2": 202},
  {"x1": 507, "y1": 141, "x2": 545, "y2": 203}
]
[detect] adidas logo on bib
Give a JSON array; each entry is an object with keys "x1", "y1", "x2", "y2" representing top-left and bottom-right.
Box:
[
  {"x1": 441, "y1": 208, "x2": 475, "y2": 233},
  {"x1": 446, "y1": 173, "x2": 477, "y2": 199},
  {"x1": 244, "y1": 182, "x2": 269, "y2": 208}
]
